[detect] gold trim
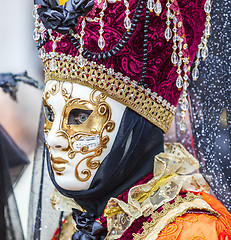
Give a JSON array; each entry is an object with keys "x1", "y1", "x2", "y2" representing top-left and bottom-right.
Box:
[
  {"x1": 133, "y1": 193, "x2": 220, "y2": 240},
  {"x1": 43, "y1": 59, "x2": 174, "y2": 133},
  {"x1": 104, "y1": 173, "x2": 178, "y2": 217}
]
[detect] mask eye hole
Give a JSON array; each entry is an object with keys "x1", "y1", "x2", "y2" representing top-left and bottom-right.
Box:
[
  {"x1": 68, "y1": 109, "x2": 93, "y2": 125},
  {"x1": 44, "y1": 105, "x2": 55, "y2": 122}
]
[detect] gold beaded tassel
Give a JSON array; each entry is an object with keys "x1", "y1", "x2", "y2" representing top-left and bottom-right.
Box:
[
  {"x1": 124, "y1": 0, "x2": 131, "y2": 31},
  {"x1": 48, "y1": 31, "x2": 64, "y2": 71},
  {"x1": 165, "y1": 0, "x2": 172, "y2": 41},
  {"x1": 98, "y1": 0, "x2": 107, "y2": 50},
  {"x1": 32, "y1": 5, "x2": 40, "y2": 42},
  {"x1": 77, "y1": 18, "x2": 87, "y2": 68},
  {"x1": 171, "y1": 15, "x2": 178, "y2": 67},
  {"x1": 192, "y1": 0, "x2": 212, "y2": 81},
  {"x1": 179, "y1": 58, "x2": 190, "y2": 132}
]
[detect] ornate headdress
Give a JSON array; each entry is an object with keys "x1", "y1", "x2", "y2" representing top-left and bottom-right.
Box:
[{"x1": 33, "y1": 0, "x2": 212, "y2": 132}]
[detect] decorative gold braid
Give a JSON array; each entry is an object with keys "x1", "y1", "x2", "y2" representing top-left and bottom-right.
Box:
[
  {"x1": 132, "y1": 192, "x2": 220, "y2": 240},
  {"x1": 104, "y1": 174, "x2": 178, "y2": 217},
  {"x1": 44, "y1": 59, "x2": 174, "y2": 133}
]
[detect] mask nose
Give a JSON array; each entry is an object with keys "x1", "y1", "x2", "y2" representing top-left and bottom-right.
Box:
[{"x1": 46, "y1": 121, "x2": 69, "y2": 150}]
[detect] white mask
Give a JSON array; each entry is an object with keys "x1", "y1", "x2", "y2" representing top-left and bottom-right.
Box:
[{"x1": 43, "y1": 80, "x2": 126, "y2": 191}]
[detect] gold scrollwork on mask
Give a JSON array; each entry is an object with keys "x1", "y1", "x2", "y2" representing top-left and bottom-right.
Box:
[
  {"x1": 60, "y1": 90, "x2": 115, "y2": 182},
  {"x1": 43, "y1": 82, "x2": 115, "y2": 182}
]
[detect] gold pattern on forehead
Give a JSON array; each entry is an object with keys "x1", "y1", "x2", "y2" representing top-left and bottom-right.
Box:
[{"x1": 43, "y1": 80, "x2": 61, "y2": 100}]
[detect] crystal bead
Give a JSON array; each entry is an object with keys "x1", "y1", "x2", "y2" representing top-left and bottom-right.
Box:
[
  {"x1": 154, "y1": 0, "x2": 162, "y2": 15},
  {"x1": 166, "y1": 2, "x2": 171, "y2": 8},
  {"x1": 124, "y1": 17, "x2": 131, "y2": 30},
  {"x1": 205, "y1": 22, "x2": 211, "y2": 36},
  {"x1": 178, "y1": 41, "x2": 182, "y2": 50},
  {"x1": 201, "y1": 45, "x2": 209, "y2": 59},
  {"x1": 79, "y1": 38, "x2": 84, "y2": 45},
  {"x1": 99, "y1": 29, "x2": 104, "y2": 34},
  {"x1": 204, "y1": 0, "x2": 211, "y2": 14},
  {"x1": 165, "y1": 27, "x2": 172, "y2": 41},
  {"x1": 81, "y1": 19, "x2": 86, "y2": 28},
  {"x1": 173, "y1": 16, "x2": 177, "y2": 25},
  {"x1": 52, "y1": 42, "x2": 57, "y2": 51},
  {"x1": 124, "y1": 0, "x2": 129, "y2": 8},
  {"x1": 77, "y1": 55, "x2": 86, "y2": 68},
  {"x1": 108, "y1": 0, "x2": 116, "y2": 2},
  {"x1": 32, "y1": 8, "x2": 37, "y2": 18},
  {"x1": 33, "y1": 28, "x2": 40, "y2": 41},
  {"x1": 147, "y1": 0, "x2": 155, "y2": 11},
  {"x1": 183, "y1": 74, "x2": 189, "y2": 81},
  {"x1": 176, "y1": 75, "x2": 183, "y2": 89},
  {"x1": 38, "y1": 48, "x2": 45, "y2": 59},
  {"x1": 171, "y1": 52, "x2": 178, "y2": 65},
  {"x1": 173, "y1": 45, "x2": 177, "y2": 50},
  {"x1": 166, "y1": 10, "x2": 171, "y2": 18},
  {"x1": 192, "y1": 67, "x2": 199, "y2": 80},
  {"x1": 176, "y1": 68, "x2": 182, "y2": 74},
  {"x1": 125, "y1": 9, "x2": 130, "y2": 15},
  {"x1": 98, "y1": 36, "x2": 105, "y2": 50},
  {"x1": 180, "y1": 111, "x2": 186, "y2": 117},
  {"x1": 99, "y1": 19, "x2": 104, "y2": 27},
  {"x1": 180, "y1": 119, "x2": 187, "y2": 132},
  {"x1": 50, "y1": 59, "x2": 57, "y2": 71},
  {"x1": 183, "y1": 82, "x2": 188, "y2": 90},
  {"x1": 181, "y1": 99, "x2": 188, "y2": 111},
  {"x1": 102, "y1": 1, "x2": 107, "y2": 10},
  {"x1": 178, "y1": 58, "x2": 182, "y2": 67}
]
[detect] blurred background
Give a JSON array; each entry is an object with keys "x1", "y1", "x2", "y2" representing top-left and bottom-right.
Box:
[{"x1": 0, "y1": 0, "x2": 43, "y2": 238}]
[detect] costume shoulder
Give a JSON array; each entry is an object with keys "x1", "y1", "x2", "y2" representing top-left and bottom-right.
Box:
[{"x1": 141, "y1": 192, "x2": 231, "y2": 240}]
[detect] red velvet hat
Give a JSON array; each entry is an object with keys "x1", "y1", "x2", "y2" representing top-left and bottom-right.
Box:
[{"x1": 33, "y1": 0, "x2": 212, "y2": 132}]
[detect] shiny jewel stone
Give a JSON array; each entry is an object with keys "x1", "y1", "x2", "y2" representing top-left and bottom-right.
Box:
[
  {"x1": 52, "y1": 42, "x2": 57, "y2": 51},
  {"x1": 82, "y1": 19, "x2": 86, "y2": 28},
  {"x1": 192, "y1": 67, "x2": 199, "y2": 81},
  {"x1": 50, "y1": 59, "x2": 57, "y2": 71},
  {"x1": 176, "y1": 75, "x2": 183, "y2": 89},
  {"x1": 165, "y1": 27, "x2": 172, "y2": 41},
  {"x1": 80, "y1": 38, "x2": 84, "y2": 45},
  {"x1": 77, "y1": 55, "x2": 86, "y2": 68},
  {"x1": 124, "y1": 17, "x2": 131, "y2": 30},
  {"x1": 38, "y1": 47, "x2": 45, "y2": 59},
  {"x1": 171, "y1": 52, "x2": 178, "y2": 65},
  {"x1": 205, "y1": 22, "x2": 211, "y2": 36},
  {"x1": 147, "y1": 0, "x2": 155, "y2": 12},
  {"x1": 180, "y1": 119, "x2": 187, "y2": 132},
  {"x1": 181, "y1": 99, "x2": 189, "y2": 111},
  {"x1": 33, "y1": 28, "x2": 40, "y2": 41},
  {"x1": 204, "y1": 0, "x2": 212, "y2": 14},
  {"x1": 201, "y1": 45, "x2": 209, "y2": 59},
  {"x1": 98, "y1": 36, "x2": 105, "y2": 50},
  {"x1": 154, "y1": 0, "x2": 162, "y2": 15}
]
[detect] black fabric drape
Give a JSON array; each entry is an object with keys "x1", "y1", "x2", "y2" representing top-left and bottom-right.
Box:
[{"x1": 48, "y1": 108, "x2": 164, "y2": 216}]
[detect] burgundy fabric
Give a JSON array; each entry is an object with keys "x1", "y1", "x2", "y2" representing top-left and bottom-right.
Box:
[
  {"x1": 44, "y1": 0, "x2": 206, "y2": 106},
  {"x1": 95, "y1": 172, "x2": 153, "y2": 228}
]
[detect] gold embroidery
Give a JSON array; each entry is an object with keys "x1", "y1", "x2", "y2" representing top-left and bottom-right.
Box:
[
  {"x1": 43, "y1": 59, "x2": 174, "y2": 133},
  {"x1": 133, "y1": 194, "x2": 220, "y2": 240},
  {"x1": 104, "y1": 173, "x2": 178, "y2": 217},
  {"x1": 43, "y1": 82, "x2": 115, "y2": 181}
]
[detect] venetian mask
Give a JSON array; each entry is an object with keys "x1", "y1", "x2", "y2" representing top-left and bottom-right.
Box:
[{"x1": 43, "y1": 80, "x2": 126, "y2": 190}]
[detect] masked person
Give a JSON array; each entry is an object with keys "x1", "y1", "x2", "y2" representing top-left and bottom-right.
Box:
[{"x1": 33, "y1": 0, "x2": 231, "y2": 239}]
